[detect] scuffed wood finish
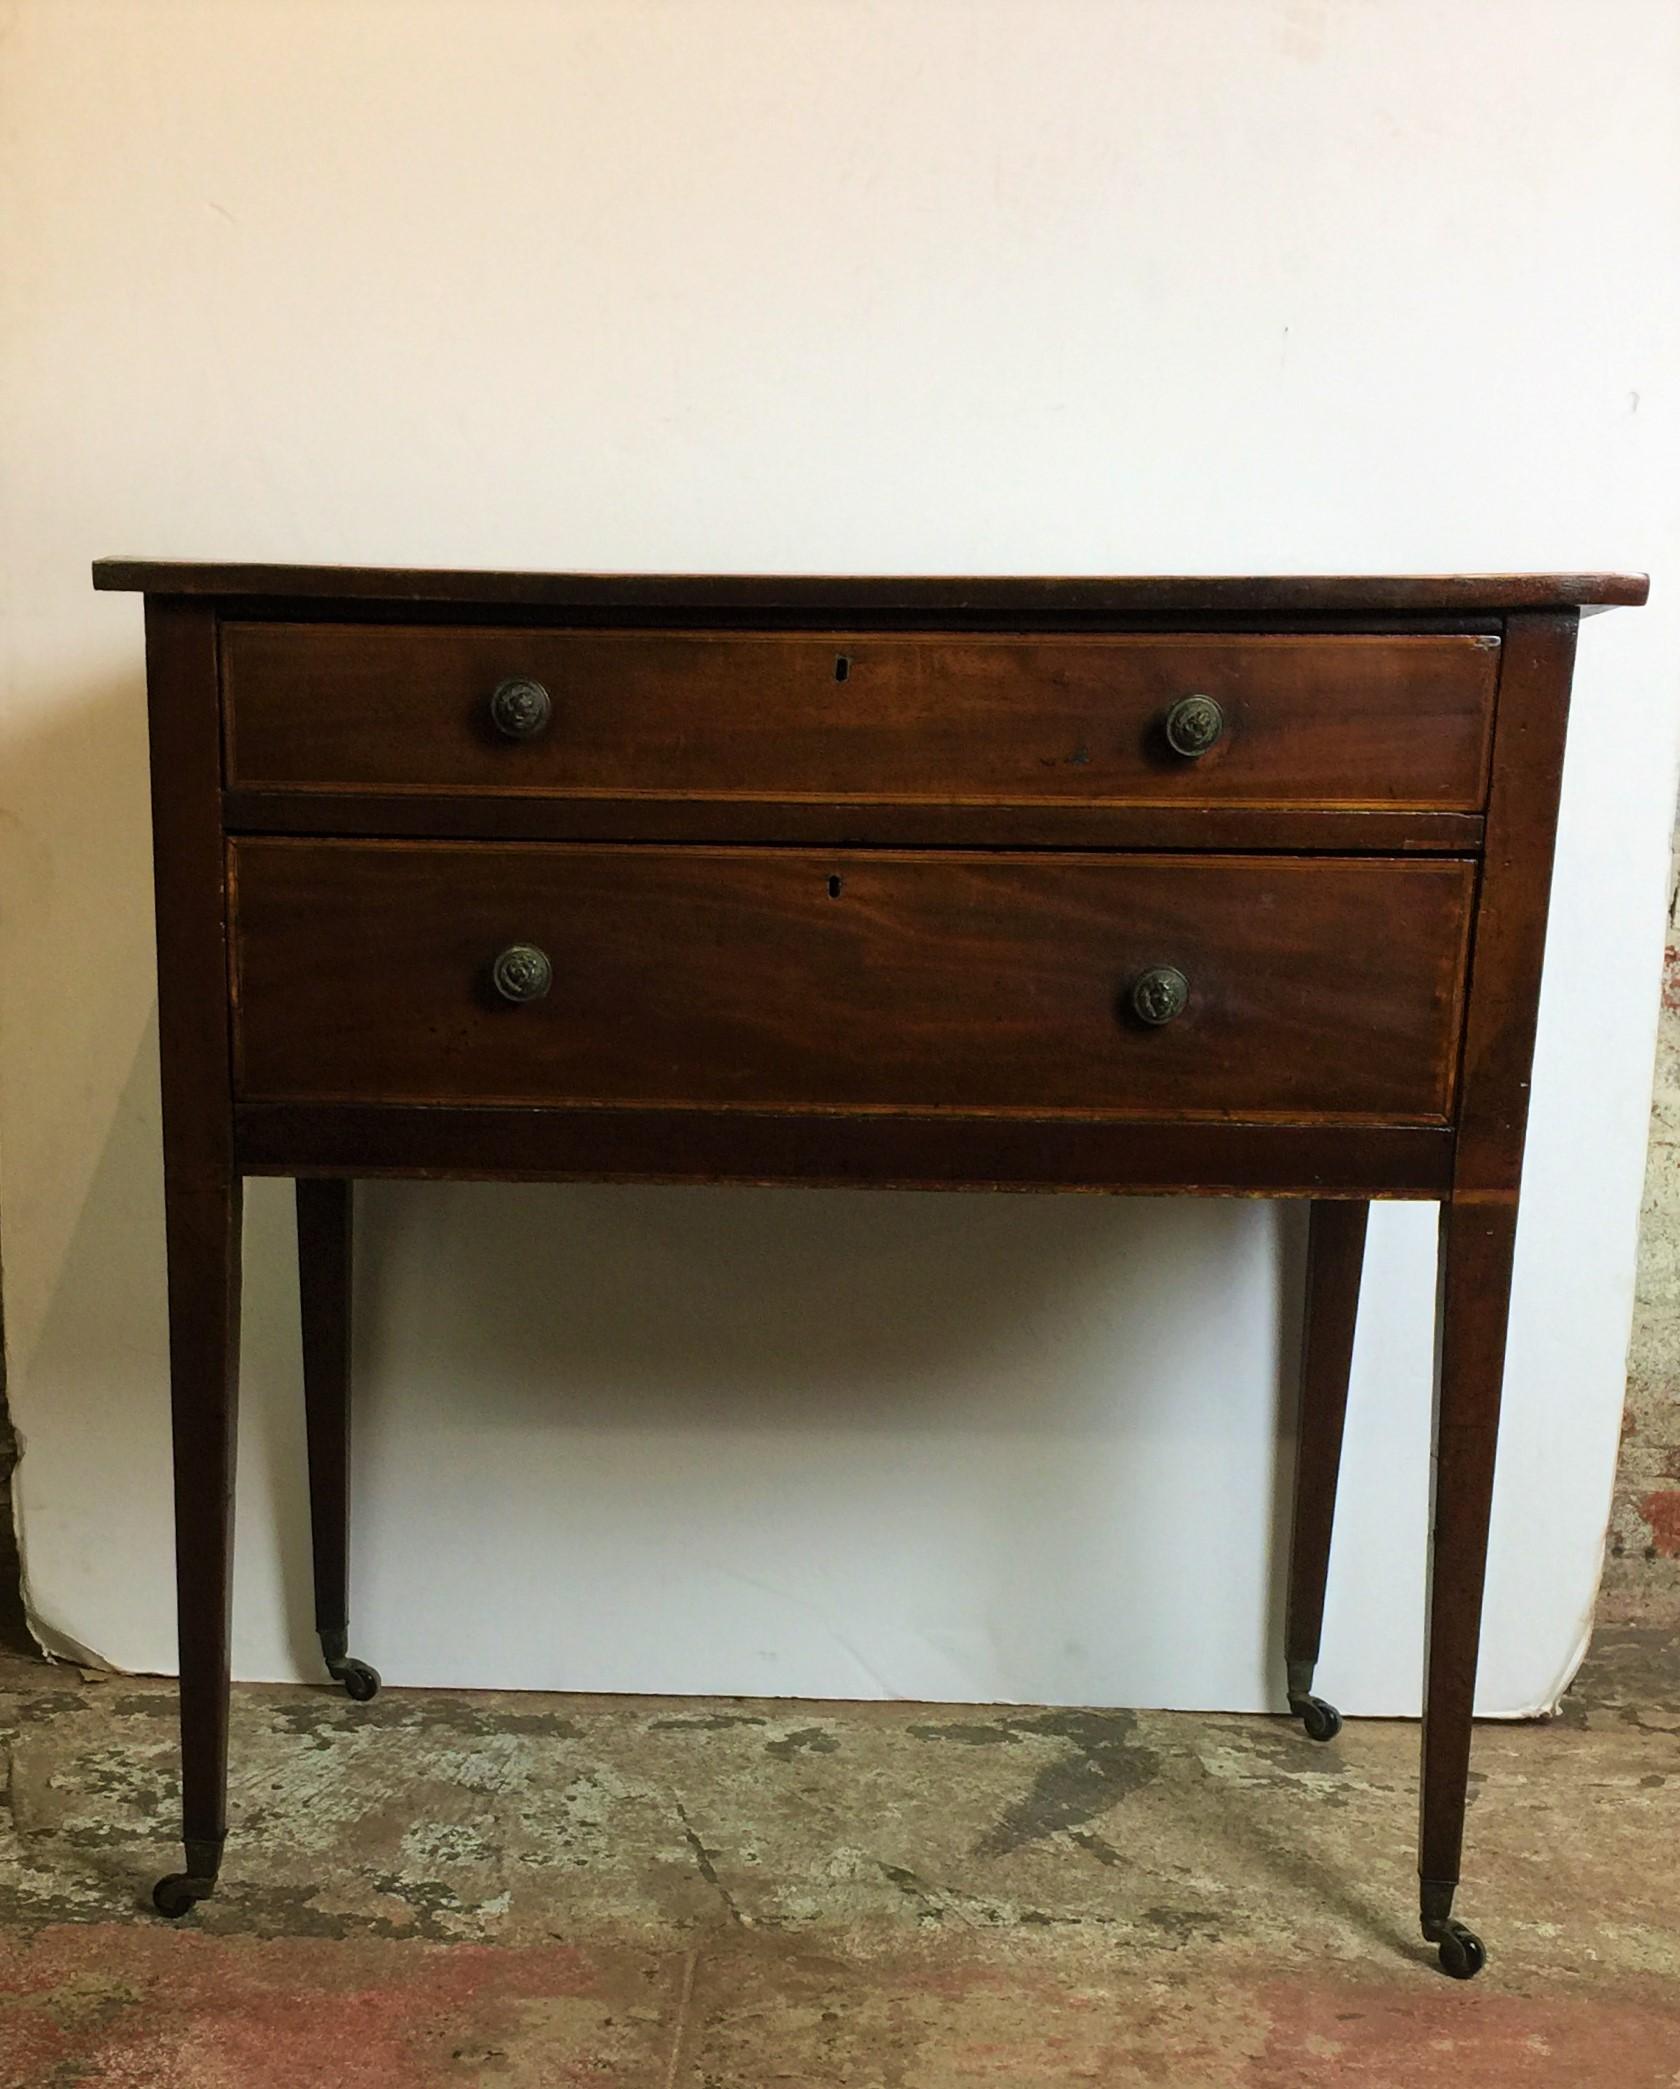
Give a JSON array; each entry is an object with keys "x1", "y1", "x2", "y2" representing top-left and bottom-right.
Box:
[
  {"x1": 228, "y1": 843, "x2": 1474, "y2": 1123},
  {"x1": 111, "y1": 558, "x2": 1639, "y2": 1965},
  {"x1": 223, "y1": 625, "x2": 1498, "y2": 811},
  {"x1": 94, "y1": 558, "x2": 1649, "y2": 616}
]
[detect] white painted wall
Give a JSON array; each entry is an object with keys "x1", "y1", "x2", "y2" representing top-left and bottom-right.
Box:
[{"x1": 1, "y1": 0, "x2": 1676, "y2": 1716}]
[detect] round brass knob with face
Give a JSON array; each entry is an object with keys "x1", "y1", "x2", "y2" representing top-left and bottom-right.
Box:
[
  {"x1": 1162, "y1": 694, "x2": 1226, "y2": 758},
  {"x1": 488, "y1": 677, "x2": 553, "y2": 741},
  {"x1": 490, "y1": 944, "x2": 553, "y2": 1004},
  {"x1": 1129, "y1": 964, "x2": 1190, "y2": 1027}
]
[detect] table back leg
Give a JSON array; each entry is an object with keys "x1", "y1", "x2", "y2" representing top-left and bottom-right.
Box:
[
  {"x1": 297, "y1": 1177, "x2": 380, "y2": 1702},
  {"x1": 1284, "y1": 1198, "x2": 1369, "y2": 1741}
]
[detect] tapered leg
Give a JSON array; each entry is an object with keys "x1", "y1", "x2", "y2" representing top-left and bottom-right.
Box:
[
  {"x1": 1417, "y1": 1193, "x2": 1518, "y2": 1980},
  {"x1": 1284, "y1": 1199, "x2": 1369, "y2": 1742},
  {"x1": 152, "y1": 1172, "x2": 243, "y2": 1918},
  {"x1": 296, "y1": 1178, "x2": 380, "y2": 1702}
]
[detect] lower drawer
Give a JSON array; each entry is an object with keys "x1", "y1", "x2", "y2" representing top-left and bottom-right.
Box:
[{"x1": 228, "y1": 842, "x2": 1473, "y2": 1122}]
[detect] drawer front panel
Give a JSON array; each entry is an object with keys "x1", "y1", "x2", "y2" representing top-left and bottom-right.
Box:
[
  {"x1": 222, "y1": 626, "x2": 1498, "y2": 810},
  {"x1": 230, "y1": 843, "x2": 1473, "y2": 1121}
]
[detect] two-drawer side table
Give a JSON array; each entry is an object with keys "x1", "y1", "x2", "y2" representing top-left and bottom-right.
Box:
[{"x1": 94, "y1": 561, "x2": 1647, "y2": 1977}]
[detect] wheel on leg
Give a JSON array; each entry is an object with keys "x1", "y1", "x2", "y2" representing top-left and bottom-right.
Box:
[
  {"x1": 152, "y1": 1873, "x2": 208, "y2": 1919},
  {"x1": 1289, "y1": 1692, "x2": 1343, "y2": 1743},
  {"x1": 1435, "y1": 1919, "x2": 1487, "y2": 1980},
  {"x1": 337, "y1": 1657, "x2": 381, "y2": 1703}
]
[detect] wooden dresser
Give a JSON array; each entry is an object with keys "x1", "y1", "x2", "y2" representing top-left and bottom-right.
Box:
[{"x1": 95, "y1": 560, "x2": 1647, "y2": 1978}]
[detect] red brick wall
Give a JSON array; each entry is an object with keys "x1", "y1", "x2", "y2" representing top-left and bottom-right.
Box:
[{"x1": 1599, "y1": 826, "x2": 1680, "y2": 1624}]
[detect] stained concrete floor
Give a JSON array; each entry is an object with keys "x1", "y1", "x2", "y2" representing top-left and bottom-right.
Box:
[{"x1": 0, "y1": 1629, "x2": 1677, "y2": 2087}]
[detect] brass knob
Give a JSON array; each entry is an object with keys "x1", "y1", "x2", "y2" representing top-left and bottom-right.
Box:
[
  {"x1": 1130, "y1": 965, "x2": 1189, "y2": 1027},
  {"x1": 1163, "y1": 694, "x2": 1225, "y2": 758},
  {"x1": 491, "y1": 944, "x2": 553, "y2": 1003},
  {"x1": 488, "y1": 677, "x2": 553, "y2": 740}
]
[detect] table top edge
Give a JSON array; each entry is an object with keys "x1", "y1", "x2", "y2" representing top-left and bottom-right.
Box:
[{"x1": 90, "y1": 560, "x2": 1650, "y2": 614}]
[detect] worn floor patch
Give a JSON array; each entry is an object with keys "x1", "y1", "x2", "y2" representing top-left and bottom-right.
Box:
[
  {"x1": 0, "y1": 1923, "x2": 676, "y2": 2087},
  {"x1": 0, "y1": 1631, "x2": 1676, "y2": 2085}
]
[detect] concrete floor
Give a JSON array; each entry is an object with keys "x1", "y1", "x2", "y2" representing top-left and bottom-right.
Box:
[{"x1": 1, "y1": 1631, "x2": 1677, "y2": 2086}]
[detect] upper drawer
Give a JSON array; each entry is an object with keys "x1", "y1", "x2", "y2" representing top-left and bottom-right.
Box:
[{"x1": 221, "y1": 625, "x2": 1499, "y2": 810}]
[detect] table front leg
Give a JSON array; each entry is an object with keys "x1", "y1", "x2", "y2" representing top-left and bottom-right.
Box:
[
  {"x1": 152, "y1": 1170, "x2": 243, "y2": 1919},
  {"x1": 297, "y1": 1178, "x2": 380, "y2": 1702},
  {"x1": 1284, "y1": 1198, "x2": 1369, "y2": 1742},
  {"x1": 1418, "y1": 1192, "x2": 1517, "y2": 1981}
]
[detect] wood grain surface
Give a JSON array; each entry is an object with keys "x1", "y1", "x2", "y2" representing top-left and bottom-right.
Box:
[
  {"x1": 222, "y1": 625, "x2": 1499, "y2": 811},
  {"x1": 93, "y1": 558, "x2": 1649, "y2": 616},
  {"x1": 229, "y1": 841, "x2": 1473, "y2": 1121}
]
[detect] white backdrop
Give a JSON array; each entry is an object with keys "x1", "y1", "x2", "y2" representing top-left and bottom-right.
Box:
[{"x1": 2, "y1": 0, "x2": 1676, "y2": 1715}]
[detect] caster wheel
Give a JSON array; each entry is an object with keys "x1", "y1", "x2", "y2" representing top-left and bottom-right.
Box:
[
  {"x1": 336, "y1": 1657, "x2": 381, "y2": 1703},
  {"x1": 1435, "y1": 1920, "x2": 1487, "y2": 1980},
  {"x1": 1291, "y1": 1693, "x2": 1342, "y2": 1744},
  {"x1": 152, "y1": 1873, "x2": 208, "y2": 1920}
]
